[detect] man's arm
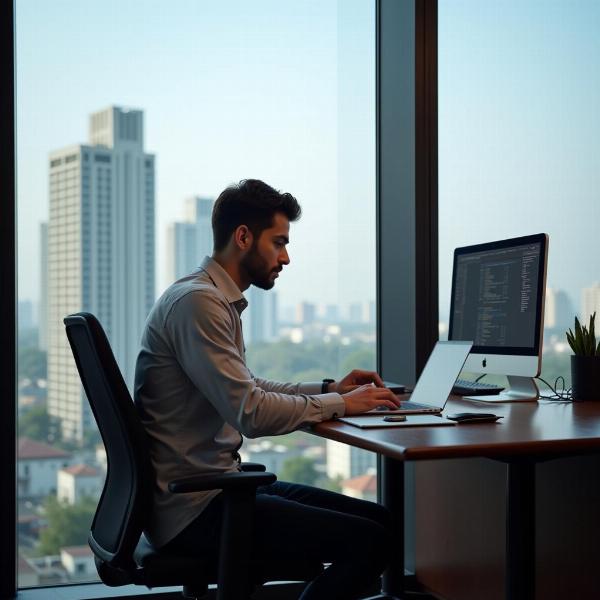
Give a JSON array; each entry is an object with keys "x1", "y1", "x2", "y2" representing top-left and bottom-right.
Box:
[
  {"x1": 251, "y1": 377, "x2": 325, "y2": 397},
  {"x1": 166, "y1": 290, "x2": 346, "y2": 438}
]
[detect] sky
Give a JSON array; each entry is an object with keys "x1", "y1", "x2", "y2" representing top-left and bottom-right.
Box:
[
  {"x1": 15, "y1": 0, "x2": 376, "y2": 311},
  {"x1": 15, "y1": 0, "x2": 600, "y2": 321},
  {"x1": 438, "y1": 0, "x2": 600, "y2": 319}
]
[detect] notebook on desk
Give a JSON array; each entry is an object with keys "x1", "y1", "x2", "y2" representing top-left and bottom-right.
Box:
[{"x1": 338, "y1": 414, "x2": 457, "y2": 428}]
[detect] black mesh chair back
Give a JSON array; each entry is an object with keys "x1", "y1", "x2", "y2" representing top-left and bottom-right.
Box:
[{"x1": 64, "y1": 312, "x2": 153, "y2": 571}]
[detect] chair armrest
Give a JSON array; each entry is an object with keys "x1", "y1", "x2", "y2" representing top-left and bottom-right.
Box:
[
  {"x1": 240, "y1": 462, "x2": 266, "y2": 472},
  {"x1": 168, "y1": 470, "x2": 276, "y2": 493}
]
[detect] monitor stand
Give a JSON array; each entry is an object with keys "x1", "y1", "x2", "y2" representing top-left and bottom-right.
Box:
[{"x1": 465, "y1": 375, "x2": 539, "y2": 403}]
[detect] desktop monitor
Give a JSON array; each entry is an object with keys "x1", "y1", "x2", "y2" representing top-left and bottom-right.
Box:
[{"x1": 448, "y1": 233, "x2": 549, "y2": 401}]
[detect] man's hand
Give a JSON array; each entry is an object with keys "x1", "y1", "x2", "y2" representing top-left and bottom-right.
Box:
[
  {"x1": 330, "y1": 369, "x2": 386, "y2": 395},
  {"x1": 342, "y1": 384, "x2": 401, "y2": 415}
]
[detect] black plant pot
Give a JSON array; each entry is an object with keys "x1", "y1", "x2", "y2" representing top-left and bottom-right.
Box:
[{"x1": 571, "y1": 355, "x2": 600, "y2": 401}]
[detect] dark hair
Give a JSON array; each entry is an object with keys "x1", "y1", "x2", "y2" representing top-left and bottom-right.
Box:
[{"x1": 212, "y1": 179, "x2": 301, "y2": 252}]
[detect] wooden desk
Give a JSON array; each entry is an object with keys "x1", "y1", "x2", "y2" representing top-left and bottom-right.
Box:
[{"x1": 311, "y1": 397, "x2": 600, "y2": 600}]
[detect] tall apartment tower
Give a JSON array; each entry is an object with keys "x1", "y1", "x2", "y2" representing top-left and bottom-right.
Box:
[
  {"x1": 47, "y1": 106, "x2": 155, "y2": 441},
  {"x1": 242, "y1": 287, "x2": 278, "y2": 345},
  {"x1": 39, "y1": 222, "x2": 48, "y2": 351},
  {"x1": 545, "y1": 288, "x2": 573, "y2": 331},
  {"x1": 582, "y1": 282, "x2": 600, "y2": 321},
  {"x1": 167, "y1": 196, "x2": 214, "y2": 282}
]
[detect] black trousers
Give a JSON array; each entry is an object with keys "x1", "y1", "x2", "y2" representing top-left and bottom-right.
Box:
[{"x1": 162, "y1": 480, "x2": 395, "y2": 599}]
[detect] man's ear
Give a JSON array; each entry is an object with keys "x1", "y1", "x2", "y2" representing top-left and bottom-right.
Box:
[{"x1": 234, "y1": 225, "x2": 252, "y2": 250}]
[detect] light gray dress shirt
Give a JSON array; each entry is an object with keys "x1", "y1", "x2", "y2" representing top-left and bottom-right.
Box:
[{"x1": 134, "y1": 256, "x2": 346, "y2": 548}]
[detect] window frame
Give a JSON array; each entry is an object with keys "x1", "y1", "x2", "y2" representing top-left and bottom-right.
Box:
[
  {"x1": 376, "y1": 0, "x2": 438, "y2": 574},
  {"x1": 4, "y1": 0, "x2": 436, "y2": 596},
  {"x1": 1, "y1": 0, "x2": 17, "y2": 597}
]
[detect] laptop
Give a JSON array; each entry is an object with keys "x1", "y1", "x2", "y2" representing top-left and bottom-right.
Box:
[{"x1": 371, "y1": 340, "x2": 473, "y2": 415}]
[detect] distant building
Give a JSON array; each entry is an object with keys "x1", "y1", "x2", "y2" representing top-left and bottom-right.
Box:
[
  {"x1": 39, "y1": 222, "x2": 48, "y2": 351},
  {"x1": 240, "y1": 440, "x2": 299, "y2": 474},
  {"x1": 167, "y1": 196, "x2": 214, "y2": 282},
  {"x1": 341, "y1": 472, "x2": 377, "y2": 502},
  {"x1": 17, "y1": 382, "x2": 47, "y2": 418},
  {"x1": 582, "y1": 282, "x2": 600, "y2": 321},
  {"x1": 325, "y1": 439, "x2": 376, "y2": 480},
  {"x1": 348, "y1": 302, "x2": 362, "y2": 323},
  {"x1": 17, "y1": 437, "x2": 71, "y2": 499},
  {"x1": 47, "y1": 106, "x2": 155, "y2": 441},
  {"x1": 323, "y1": 304, "x2": 340, "y2": 323},
  {"x1": 347, "y1": 301, "x2": 372, "y2": 324},
  {"x1": 545, "y1": 287, "x2": 573, "y2": 330},
  {"x1": 95, "y1": 444, "x2": 107, "y2": 473},
  {"x1": 243, "y1": 287, "x2": 278, "y2": 344},
  {"x1": 296, "y1": 301, "x2": 316, "y2": 325},
  {"x1": 57, "y1": 464, "x2": 103, "y2": 505},
  {"x1": 60, "y1": 546, "x2": 95, "y2": 580},
  {"x1": 18, "y1": 300, "x2": 35, "y2": 332},
  {"x1": 367, "y1": 300, "x2": 375, "y2": 324},
  {"x1": 18, "y1": 553, "x2": 40, "y2": 588}
]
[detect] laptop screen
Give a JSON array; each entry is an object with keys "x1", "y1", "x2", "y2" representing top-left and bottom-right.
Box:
[{"x1": 408, "y1": 341, "x2": 473, "y2": 408}]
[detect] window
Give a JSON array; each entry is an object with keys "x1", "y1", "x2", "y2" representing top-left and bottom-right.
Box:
[
  {"x1": 16, "y1": 0, "x2": 375, "y2": 587},
  {"x1": 438, "y1": 0, "x2": 600, "y2": 390}
]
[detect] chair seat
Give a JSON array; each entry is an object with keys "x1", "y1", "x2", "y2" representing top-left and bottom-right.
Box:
[
  {"x1": 134, "y1": 535, "x2": 213, "y2": 588},
  {"x1": 133, "y1": 535, "x2": 323, "y2": 589}
]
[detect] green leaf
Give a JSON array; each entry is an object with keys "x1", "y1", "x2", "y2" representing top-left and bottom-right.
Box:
[
  {"x1": 582, "y1": 325, "x2": 592, "y2": 355},
  {"x1": 574, "y1": 317, "x2": 584, "y2": 354},
  {"x1": 566, "y1": 330, "x2": 577, "y2": 354}
]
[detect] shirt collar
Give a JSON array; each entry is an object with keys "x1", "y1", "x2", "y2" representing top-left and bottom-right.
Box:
[{"x1": 199, "y1": 256, "x2": 248, "y2": 314}]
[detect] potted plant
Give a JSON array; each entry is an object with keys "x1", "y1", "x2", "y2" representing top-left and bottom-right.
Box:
[{"x1": 566, "y1": 312, "x2": 600, "y2": 400}]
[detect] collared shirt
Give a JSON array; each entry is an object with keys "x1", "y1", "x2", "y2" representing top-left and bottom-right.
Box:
[{"x1": 134, "y1": 256, "x2": 346, "y2": 548}]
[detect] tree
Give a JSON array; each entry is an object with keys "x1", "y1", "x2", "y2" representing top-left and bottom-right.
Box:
[
  {"x1": 37, "y1": 496, "x2": 97, "y2": 556},
  {"x1": 279, "y1": 456, "x2": 319, "y2": 486},
  {"x1": 18, "y1": 346, "x2": 47, "y2": 381},
  {"x1": 18, "y1": 405, "x2": 60, "y2": 444},
  {"x1": 315, "y1": 475, "x2": 343, "y2": 493}
]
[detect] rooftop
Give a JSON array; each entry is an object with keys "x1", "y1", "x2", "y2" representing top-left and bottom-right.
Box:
[
  {"x1": 61, "y1": 545, "x2": 93, "y2": 558},
  {"x1": 342, "y1": 473, "x2": 377, "y2": 493},
  {"x1": 60, "y1": 464, "x2": 99, "y2": 477},
  {"x1": 18, "y1": 437, "x2": 71, "y2": 460}
]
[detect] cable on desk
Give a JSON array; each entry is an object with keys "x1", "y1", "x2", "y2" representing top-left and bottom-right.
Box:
[
  {"x1": 469, "y1": 373, "x2": 573, "y2": 401},
  {"x1": 535, "y1": 375, "x2": 573, "y2": 402}
]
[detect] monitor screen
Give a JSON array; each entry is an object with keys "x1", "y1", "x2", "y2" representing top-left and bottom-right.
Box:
[{"x1": 449, "y1": 233, "x2": 548, "y2": 357}]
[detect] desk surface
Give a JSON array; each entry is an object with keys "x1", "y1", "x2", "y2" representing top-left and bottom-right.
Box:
[{"x1": 311, "y1": 396, "x2": 600, "y2": 461}]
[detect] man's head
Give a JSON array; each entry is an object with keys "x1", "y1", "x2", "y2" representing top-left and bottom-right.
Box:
[{"x1": 212, "y1": 179, "x2": 301, "y2": 290}]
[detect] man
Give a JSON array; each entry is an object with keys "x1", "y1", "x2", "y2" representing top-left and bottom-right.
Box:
[{"x1": 134, "y1": 179, "x2": 400, "y2": 599}]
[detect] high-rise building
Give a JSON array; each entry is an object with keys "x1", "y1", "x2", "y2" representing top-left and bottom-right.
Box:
[
  {"x1": 582, "y1": 282, "x2": 600, "y2": 321},
  {"x1": 39, "y1": 222, "x2": 48, "y2": 351},
  {"x1": 325, "y1": 439, "x2": 376, "y2": 480},
  {"x1": 545, "y1": 287, "x2": 573, "y2": 331},
  {"x1": 242, "y1": 287, "x2": 278, "y2": 345},
  {"x1": 167, "y1": 196, "x2": 214, "y2": 282},
  {"x1": 18, "y1": 300, "x2": 35, "y2": 332},
  {"x1": 296, "y1": 301, "x2": 316, "y2": 325},
  {"x1": 47, "y1": 106, "x2": 155, "y2": 441}
]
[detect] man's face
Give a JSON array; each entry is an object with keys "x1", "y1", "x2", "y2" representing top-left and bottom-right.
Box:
[{"x1": 241, "y1": 212, "x2": 290, "y2": 290}]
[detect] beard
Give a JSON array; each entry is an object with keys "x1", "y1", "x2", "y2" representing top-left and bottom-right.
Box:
[{"x1": 241, "y1": 245, "x2": 280, "y2": 290}]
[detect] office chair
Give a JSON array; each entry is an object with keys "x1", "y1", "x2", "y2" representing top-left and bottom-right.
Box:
[{"x1": 63, "y1": 312, "x2": 323, "y2": 600}]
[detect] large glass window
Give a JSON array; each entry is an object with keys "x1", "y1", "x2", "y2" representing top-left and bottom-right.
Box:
[
  {"x1": 438, "y1": 0, "x2": 600, "y2": 391},
  {"x1": 16, "y1": 0, "x2": 375, "y2": 586}
]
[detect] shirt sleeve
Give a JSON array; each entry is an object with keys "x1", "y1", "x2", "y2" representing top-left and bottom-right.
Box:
[{"x1": 166, "y1": 290, "x2": 346, "y2": 438}]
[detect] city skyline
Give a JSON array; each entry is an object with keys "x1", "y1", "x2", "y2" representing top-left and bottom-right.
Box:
[{"x1": 16, "y1": 0, "x2": 376, "y2": 312}]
